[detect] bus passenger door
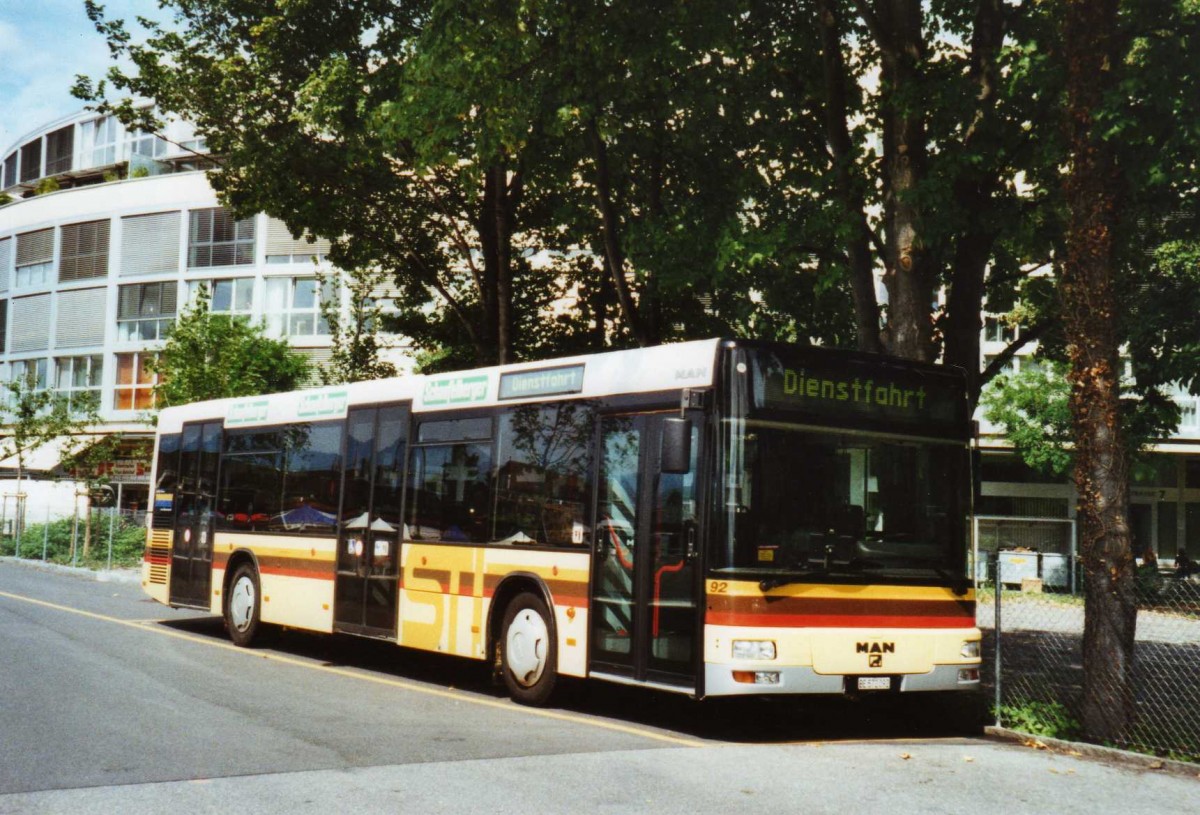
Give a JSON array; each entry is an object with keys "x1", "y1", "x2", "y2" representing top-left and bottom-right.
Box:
[
  {"x1": 169, "y1": 421, "x2": 222, "y2": 609},
  {"x1": 334, "y1": 404, "x2": 410, "y2": 637},
  {"x1": 591, "y1": 412, "x2": 701, "y2": 687}
]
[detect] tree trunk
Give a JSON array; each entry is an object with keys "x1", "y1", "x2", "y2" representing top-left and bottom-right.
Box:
[
  {"x1": 477, "y1": 168, "x2": 503, "y2": 365},
  {"x1": 1061, "y1": 0, "x2": 1137, "y2": 743},
  {"x1": 588, "y1": 116, "x2": 650, "y2": 346},
  {"x1": 817, "y1": 0, "x2": 883, "y2": 355},
  {"x1": 876, "y1": 0, "x2": 934, "y2": 362}
]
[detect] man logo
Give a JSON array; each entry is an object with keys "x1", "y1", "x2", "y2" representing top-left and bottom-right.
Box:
[
  {"x1": 868, "y1": 654, "x2": 883, "y2": 668},
  {"x1": 856, "y1": 642, "x2": 895, "y2": 654}
]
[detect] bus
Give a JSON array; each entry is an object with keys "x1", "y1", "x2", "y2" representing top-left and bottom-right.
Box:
[{"x1": 143, "y1": 338, "x2": 981, "y2": 705}]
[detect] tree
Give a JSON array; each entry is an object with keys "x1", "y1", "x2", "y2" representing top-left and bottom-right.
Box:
[
  {"x1": 317, "y1": 266, "x2": 399, "y2": 385},
  {"x1": 152, "y1": 288, "x2": 309, "y2": 408},
  {"x1": 1060, "y1": 0, "x2": 1135, "y2": 743},
  {"x1": 0, "y1": 373, "x2": 101, "y2": 549},
  {"x1": 78, "y1": 0, "x2": 560, "y2": 367}
]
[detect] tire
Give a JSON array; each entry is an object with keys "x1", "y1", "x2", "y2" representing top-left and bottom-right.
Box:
[
  {"x1": 225, "y1": 563, "x2": 263, "y2": 647},
  {"x1": 500, "y1": 591, "x2": 558, "y2": 706}
]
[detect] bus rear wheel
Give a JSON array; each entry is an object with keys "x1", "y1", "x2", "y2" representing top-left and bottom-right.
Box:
[
  {"x1": 225, "y1": 563, "x2": 262, "y2": 647},
  {"x1": 500, "y1": 592, "x2": 558, "y2": 706}
]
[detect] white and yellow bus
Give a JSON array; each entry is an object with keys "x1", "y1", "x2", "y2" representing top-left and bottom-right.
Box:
[{"x1": 143, "y1": 338, "x2": 981, "y2": 705}]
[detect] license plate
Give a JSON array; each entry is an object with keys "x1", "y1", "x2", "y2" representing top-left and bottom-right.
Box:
[{"x1": 857, "y1": 676, "x2": 891, "y2": 691}]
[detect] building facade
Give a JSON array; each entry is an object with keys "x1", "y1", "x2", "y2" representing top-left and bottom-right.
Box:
[{"x1": 1, "y1": 109, "x2": 410, "y2": 512}]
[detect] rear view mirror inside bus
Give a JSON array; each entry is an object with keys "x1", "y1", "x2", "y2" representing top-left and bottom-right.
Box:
[{"x1": 661, "y1": 417, "x2": 693, "y2": 474}]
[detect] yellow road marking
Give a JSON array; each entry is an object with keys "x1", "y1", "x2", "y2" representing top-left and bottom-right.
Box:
[{"x1": 0, "y1": 589, "x2": 706, "y2": 748}]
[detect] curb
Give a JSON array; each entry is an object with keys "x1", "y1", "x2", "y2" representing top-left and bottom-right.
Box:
[
  {"x1": 0, "y1": 556, "x2": 141, "y2": 585},
  {"x1": 984, "y1": 726, "x2": 1200, "y2": 779}
]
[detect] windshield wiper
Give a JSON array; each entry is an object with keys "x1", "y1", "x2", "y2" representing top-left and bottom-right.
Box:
[{"x1": 758, "y1": 560, "x2": 877, "y2": 592}]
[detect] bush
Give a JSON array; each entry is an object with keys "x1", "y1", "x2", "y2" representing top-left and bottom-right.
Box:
[
  {"x1": 997, "y1": 700, "x2": 1082, "y2": 740},
  {"x1": 1, "y1": 512, "x2": 146, "y2": 568}
]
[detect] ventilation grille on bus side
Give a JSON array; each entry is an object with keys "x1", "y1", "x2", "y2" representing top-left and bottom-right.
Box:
[{"x1": 147, "y1": 529, "x2": 171, "y2": 585}]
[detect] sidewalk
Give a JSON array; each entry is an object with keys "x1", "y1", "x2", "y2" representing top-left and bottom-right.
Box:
[{"x1": 0, "y1": 555, "x2": 140, "y2": 585}]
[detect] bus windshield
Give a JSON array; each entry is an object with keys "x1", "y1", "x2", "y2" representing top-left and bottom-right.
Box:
[{"x1": 714, "y1": 419, "x2": 969, "y2": 585}]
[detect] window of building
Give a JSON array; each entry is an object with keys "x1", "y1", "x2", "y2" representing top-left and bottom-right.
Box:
[
  {"x1": 983, "y1": 317, "x2": 1017, "y2": 344},
  {"x1": 2, "y1": 153, "x2": 16, "y2": 189},
  {"x1": 14, "y1": 229, "x2": 54, "y2": 288},
  {"x1": 10, "y1": 358, "x2": 49, "y2": 391},
  {"x1": 118, "y1": 282, "x2": 178, "y2": 341},
  {"x1": 0, "y1": 300, "x2": 7, "y2": 354},
  {"x1": 120, "y1": 212, "x2": 180, "y2": 277},
  {"x1": 18, "y1": 140, "x2": 42, "y2": 183},
  {"x1": 44, "y1": 126, "x2": 75, "y2": 176},
  {"x1": 264, "y1": 217, "x2": 331, "y2": 264},
  {"x1": 264, "y1": 277, "x2": 332, "y2": 337},
  {"x1": 59, "y1": 220, "x2": 110, "y2": 282},
  {"x1": 82, "y1": 116, "x2": 120, "y2": 167},
  {"x1": 188, "y1": 208, "x2": 255, "y2": 268},
  {"x1": 55, "y1": 355, "x2": 103, "y2": 411},
  {"x1": 187, "y1": 278, "x2": 254, "y2": 316},
  {"x1": 127, "y1": 129, "x2": 168, "y2": 159},
  {"x1": 114, "y1": 352, "x2": 158, "y2": 410}
]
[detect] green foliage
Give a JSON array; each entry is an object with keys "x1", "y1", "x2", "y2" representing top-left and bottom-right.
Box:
[
  {"x1": 0, "y1": 192, "x2": 12, "y2": 206},
  {"x1": 317, "y1": 267, "x2": 398, "y2": 385},
  {"x1": 33, "y1": 176, "x2": 60, "y2": 195},
  {"x1": 997, "y1": 700, "x2": 1082, "y2": 740},
  {"x1": 0, "y1": 373, "x2": 100, "y2": 486},
  {"x1": 982, "y1": 363, "x2": 1074, "y2": 478},
  {"x1": 0, "y1": 513, "x2": 147, "y2": 568},
  {"x1": 152, "y1": 287, "x2": 309, "y2": 408}
]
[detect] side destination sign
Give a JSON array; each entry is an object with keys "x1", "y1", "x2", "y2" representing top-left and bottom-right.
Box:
[
  {"x1": 424, "y1": 374, "x2": 490, "y2": 406},
  {"x1": 227, "y1": 388, "x2": 349, "y2": 427},
  {"x1": 499, "y1": 364, "x2": 585, "y2": 400},
  {"x1": 227, "y1": 398, "x2": 269, "y2": 426},
  {"x1": 298, "y1": 389, "x2": 349, "y2": 419}
]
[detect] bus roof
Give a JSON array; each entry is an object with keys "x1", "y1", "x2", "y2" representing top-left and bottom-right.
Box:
[{"x1": 155, "y1": 338, "x2": 726, "y2": 433}]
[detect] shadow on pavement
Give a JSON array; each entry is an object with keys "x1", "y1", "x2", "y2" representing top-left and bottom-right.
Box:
[{"x1": 157, "y1": 615, "x2": 985, "y2": 744}]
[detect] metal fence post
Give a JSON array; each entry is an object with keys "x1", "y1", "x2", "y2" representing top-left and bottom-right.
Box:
[
  {"x1": 42, "y1": 505, "x2": 50, "y2": 561},
  {"x1": 993, "y1": 549, "x2": 1002, "y2": 727},
  {"x1": 107, "y1": 505, "x2": 116, "y2": 571}
]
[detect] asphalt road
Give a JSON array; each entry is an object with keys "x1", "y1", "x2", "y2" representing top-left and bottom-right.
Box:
[{"x1": 1, "y1": 560, "x2": 1196, "y2": 814}]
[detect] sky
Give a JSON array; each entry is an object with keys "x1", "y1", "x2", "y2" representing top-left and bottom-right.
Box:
[{"x1": 0, "y1": 0, "x2": 158, "y2": 151}]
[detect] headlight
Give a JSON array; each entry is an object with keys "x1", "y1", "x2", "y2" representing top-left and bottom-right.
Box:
[
  {"x1": 961, "y1": 640, "x2": 981, "y2": 659},
  {"x1": 732, "y1": 640, "x2": 777, "y2": 660}
]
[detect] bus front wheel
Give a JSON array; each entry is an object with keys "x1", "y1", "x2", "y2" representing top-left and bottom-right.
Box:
[
  {"x1": 225, "y1": 563, "x2": 262, "y2": 647},
  {"x1": 500, "y1": 592, "x2": 558, "y2": 706}
]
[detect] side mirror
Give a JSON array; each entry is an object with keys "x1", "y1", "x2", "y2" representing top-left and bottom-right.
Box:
[{"x1": 661, "y1": 418, "x2": 692, "y2": 474}]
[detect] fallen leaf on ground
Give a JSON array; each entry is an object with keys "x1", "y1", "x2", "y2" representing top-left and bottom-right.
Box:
[{"x1": 899, "y1": 753, "x2": 912, "y2": 760}]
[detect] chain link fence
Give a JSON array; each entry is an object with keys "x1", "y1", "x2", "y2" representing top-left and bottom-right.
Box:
[
  {"x1": 980, "y1": 553, "x2": 1200, "y2": 762},
  {"x1": 0, "y1": 499, "x2": 147, "y2": 570}
]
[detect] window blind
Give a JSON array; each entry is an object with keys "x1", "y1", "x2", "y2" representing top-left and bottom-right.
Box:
[{"x1": 120, "y1": 212, "x2": 181, "y2": 277}]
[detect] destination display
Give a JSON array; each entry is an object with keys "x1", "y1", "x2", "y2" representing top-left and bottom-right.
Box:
[
  {"x1": 498, "y1": 364, "x2": 585, "y2": 400},
  {"x1": 749, "y1": 348, "x2": 967, "y2": 433}
]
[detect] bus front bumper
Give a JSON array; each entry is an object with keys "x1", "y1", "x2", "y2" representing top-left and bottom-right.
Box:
[{"x1": 704, "y1": 662, "x2": 981, "y2": 696}]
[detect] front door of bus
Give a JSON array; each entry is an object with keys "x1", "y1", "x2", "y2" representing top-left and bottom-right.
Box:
[
  {"x1": 169, "y1": 421, "x2": 222, "y2": 609},
  {"x1": 334, "y1": 404, "x2": 410, "y2": 637},
  {"x1": 591, "y1": 412, "x2": 701, "y2": 686}
]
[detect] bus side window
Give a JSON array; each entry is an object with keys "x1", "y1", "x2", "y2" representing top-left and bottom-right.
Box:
[
  {"x1": 406, "y1": 420, "x2": 494, "y2": 543},
  {"x1": 493, "y1": 403, "x2": 594, "y2": 547}
]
